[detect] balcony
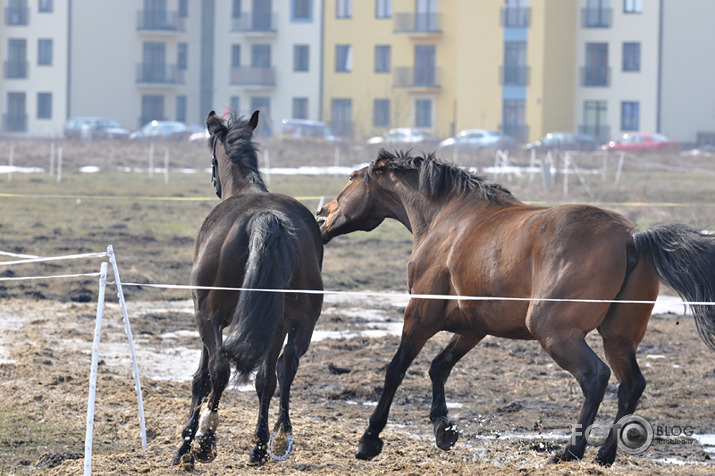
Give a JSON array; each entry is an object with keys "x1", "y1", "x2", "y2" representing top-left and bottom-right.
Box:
[
  {"x1": 135, "y1": 63, "x2": 184, "y2": 84},
  {"x1": 4, "y1": 60, "x2": 29, "y2": 79},
  {"x1": 579, "y1": 124, "x2": 610, "y2": 145},
  {"x1": 136, "y1": 10, "x2": 185, "y2": 32},
  {"x1": 500, "y1": 65, "x2": 530, "y2": 86},
  {"x1": 394, "y1": 12, "x2": 442, "y2": 35},
  {"x1": 230, "y1": 66, "x2": 276, "y2": 87},
  {"x1": 393, "y1": 67, "x2": 441, "y2": 89},
  {"x1": 4, "y1": 6, "x2": 29, "y2": 25},
  {"x1": 581, "y1": 66, "x2": 611, "y2": 87},
  {"x1": 501, "y1": 7, "x2": 530, "y2": 28},
  {"x1": 231, "y1": 13, "x2": 278, "y2": 35},
  {"x1": 3, "y1": 113, "x2": 28, "y2": 133},
  {"x1": 581, "y1": 7, "x2": 612, "y2": 28}
]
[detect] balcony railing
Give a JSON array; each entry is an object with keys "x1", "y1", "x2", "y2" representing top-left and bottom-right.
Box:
[
  {"x1": 4, "y1": 60, "x2": 29, "y2": 79},
  {"x1": 231, "y1": 13, "x2": 278, "y2": 33},
  {"x1": 4, "y1": 6, "x2": 29, "y2": 25},
  {"x1": 393, "y1": 67, "x2": 441, "y2": 89},
  {"x1": 501, "y1": 7, "x2": 531, "y2": 28},
  {"x1": 581, "y1": 7, "x2": 612, "y2": 28},
  {"x1": 3, "y1": 113, "x2": 28, "y2": 133},
  {"x1": 579, "y1": 124, "x2": 610, "y2": 145},
  {"x1": 581, "y1": 66, "x2": 611, "y2": 87},
  {"x1": 500, "y1": 65, "x2": 530, "y2": 86},
  {"x1": 136, "y1": 10, "x2": 185, "y2": 32},
  {"x1": 230, "y1": 66, "x2": 276, "y2": 86},
  {"x1": 394, "y1": 12, "x2": 442, "y2": 33},
  {"x1": 135, "y1": 63, "x2": 184, "y2": 84}
]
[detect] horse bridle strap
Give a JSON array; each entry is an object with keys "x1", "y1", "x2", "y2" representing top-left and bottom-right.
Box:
[{"x1": 210, "y1": 132, "x2": 223, "y2": 199}]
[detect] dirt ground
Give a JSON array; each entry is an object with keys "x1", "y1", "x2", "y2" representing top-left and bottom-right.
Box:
[{"x1": 1, "y1": 294, "x2": 714, "y2": 475}]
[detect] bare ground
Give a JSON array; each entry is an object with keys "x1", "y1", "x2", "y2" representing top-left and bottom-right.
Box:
[{"x1": 1, "y1": 295, "x2": 714, "y2": 475}]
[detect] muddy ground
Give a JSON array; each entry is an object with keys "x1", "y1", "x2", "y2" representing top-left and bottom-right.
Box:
[{"x1": 1, "y1": 294, "x2": 714, "y2": 475}]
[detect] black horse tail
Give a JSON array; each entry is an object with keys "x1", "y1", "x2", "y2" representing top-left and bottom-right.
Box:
[
  {"x1": 222, "y1": 211, "x2": 297, "y2": 383},
  {"x1": 632, "y1": 223, "x2": 715, "y2": 350}
]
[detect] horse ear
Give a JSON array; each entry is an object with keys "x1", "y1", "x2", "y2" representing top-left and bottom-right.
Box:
[
  {"x1": 206, "y1": 111, "x2": 223, "y2": 136},
  {"x1": 248, "y1": 110, "x2": 260, "y2": 131}
]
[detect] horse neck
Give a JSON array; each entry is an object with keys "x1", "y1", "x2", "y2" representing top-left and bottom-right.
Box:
[
  {"x1": 384, "y1": 179, "x2": 443, "y2": 239},
  {"x1": 220, "y1": 166, "x2": 268, "y2": 199}
]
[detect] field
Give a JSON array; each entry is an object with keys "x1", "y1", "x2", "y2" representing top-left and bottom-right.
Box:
[{"x1": 1, "y1": 138, "x2": 715, "y2": 474}]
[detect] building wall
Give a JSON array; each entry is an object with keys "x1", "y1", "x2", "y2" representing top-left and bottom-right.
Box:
[
  {"x1": 528, "y1": 0, "x2": 577, "y2": 141},
  {"x1": 660, "y1": 0, "x2": 715, "y2": 144}
]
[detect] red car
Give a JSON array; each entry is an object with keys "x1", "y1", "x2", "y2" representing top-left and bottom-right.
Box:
[{"x1": 602, "y1": 133, "x2": 680, "y2": 153}]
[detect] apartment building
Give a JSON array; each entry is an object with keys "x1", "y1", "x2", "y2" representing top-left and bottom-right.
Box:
[{"x1": 1, "y1": 0, "x2": 323, "y2": 138}]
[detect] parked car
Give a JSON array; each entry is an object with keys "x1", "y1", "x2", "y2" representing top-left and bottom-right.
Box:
[
  {"x1": 438, "y1": 129, "x2": 517, "y2": 152},
  {"x1": 602, "y1": 132, "x2": 681, "y2": 153},
  {"x1": 129, "y1": 120, "x2": 191, "y2": 140},
  {"x1": 367, "y1": 128, "x2": 441, "y2": 150},
  {"x1": 525, "y1": 132, "x2": 596, "y2": 152},
  {"x1": 279, "y1": 119, "x2": 341, "y2": 146},
  {"x1": 64, "y1": 117, "x2": 130, "y2": 140}
]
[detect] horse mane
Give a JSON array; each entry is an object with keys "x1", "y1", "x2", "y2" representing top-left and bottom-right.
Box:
[
  {"x1": 368, "y1": 149, "x2": 514, "y2": 203},
  {"x1": 210, "y1": 113, "x2": 265, "y2": 188}
]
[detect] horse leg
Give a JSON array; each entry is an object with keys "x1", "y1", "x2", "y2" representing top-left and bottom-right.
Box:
[
  {"x1": 539, "y1": 335, "x2": 611, "y2": 462},
  {"x1": 191, "y1": 336, "x2": 231, "y2": 463},
  {"x1": 357, "y1": 304, "x2": 437, "y2": 460},
  {"x1": 270, "y1": 322, "x2": 314, "y2": 461},
  {"x1": 428, "y1": 332, "x2": 484, "y2": 451},
  {"x1": 172, "y1": 346, "x2": 212, "y2": 467},
  {"x1": 248, "y1": 327, "x2": 285, "y2": 465}
]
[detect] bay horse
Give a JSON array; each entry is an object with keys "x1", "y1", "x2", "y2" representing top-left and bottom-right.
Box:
[
  {"x1": 316, "y1": 148, "x2": 715, "y2": 465},
  {"x1": 172, "y1": 111, "x2": 323, "y2": 468}
]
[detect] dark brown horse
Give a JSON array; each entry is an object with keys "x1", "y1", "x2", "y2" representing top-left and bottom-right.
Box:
[
  {"x1": 316, "y1": 149, "x2": 715, "y2": 465},
  {"x1": 172, "y1": 111, "x2": 323, "y2": 468}
]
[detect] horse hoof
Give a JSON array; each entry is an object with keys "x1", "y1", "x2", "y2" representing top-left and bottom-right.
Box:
[
  {"x1": 172, "y1": 452, "x2": 195, "y2": 471},
  {"x1": 356, "y1": 431, "x2": 383, "y2": 460},
  {"x1": 248, "y1": 445, "x2": 268, "y2": 466},
  {"x1": 269, "y1": 429, "x2": 293, "y2": 460},
  {"x1": 191, "y1": 432, "x2": 217, "y2": 463},
  {"x1": 594, "y1": 447, "x2": 616, "y2": 467},
  {"x1": 433, "y1": 416, "x2": 459, "y2": 451},
  {"x1": 549, "y1": 446, "x2": 581, "y2": 464}
]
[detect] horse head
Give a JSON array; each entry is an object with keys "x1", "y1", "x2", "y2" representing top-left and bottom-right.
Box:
[{"x1": 205, "y1": 110, "x2": 264, "y2": 200}]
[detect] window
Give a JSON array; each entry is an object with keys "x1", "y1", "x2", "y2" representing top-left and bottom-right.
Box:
[
  {"x1": 503, "y1": 41, "x2": 527, "y2": 86},
  {"x1": 621, "y1": 101, "x2": 639, "y2": 131},
  {"x1": 232, "y1": 0, "x2": 241, "y2": 18},
  {"x1": 178, "y1": 0, "x2": 188, "y2": 17},
  {"x1": 292, "y1": 0, "x2": 312, "y2": 21},
  {"x1": 415, "y1": 45, "x2": 436, "y2": 85},
  {"x1": 336, "y1": 45, "x2": 352, "y2": 72},
  {"x1": 584, "y1": 43, "x2": 609, "y2": 86},
  {"x1": 293, "y1": 44, "x2": 309, "y2": 72},
  {"x1": 293, "y1": 97, "x2": 308, "y2": 119},
  {"x1": 416, "y1": 0, "x2": 438, "y2": 31},
  {"x1": 5, "y1": 92, "x2": 26, "y2": 132},
  {"x1": 37, "y1": 92, "x2": 52, "y2": 119},
  {"x1": 38, "y1": 39, "x2": 53, "y2": 66},
  {"x1": 624, "y1": 0, "x2": 642, "y2": 13},
  {"x1": 376, "y1": 0, "x2": 391, "y2": 18},
  {"x1": 251, "y1": 44, "x2": 271, "y2": 68},
  {"x1": 230, "y1": 96, "x2": 240, "y2": 114},
  {"x1": 141, "y1": 95, "x2": 164, "y2": 125},
  {"x1": 375, "y1": 45, "x2": 390, "y2": 73},
  {"x1": 331, "y1": 98, "x2": 352, "y2": 138},
  {"x1": 177, "y1": 43, "x2": 188, "y2": 70},
  {"x1": 415, "y1": 99, "x2": 432, "y2": 128},
  {"x1": 622, "y1": 42, "x2": 640, "y2": 72},
  {"x1": 583, "y1": 100, "x2": 608, "y2": 144},
  {"x1": 502, "y1": 99, "x2": 526, "y2": 143},
  {"x1": 374, "y1": 99, "x2": 390, "y2": 127},
  {"x1": 176, "y1": 95, "x2": 187, "y2": 122},
  {"x1": 38, "y1": 0, "x2": 53, "y2": 13},
  {"x1": 337, "y1": 0, "x2": 352, "y2": 18},
  {"x1": 7, "y1": 39, "x2": 28, "y2": 79},
  {"x1": 231, "y1": 45, "x2": 241, "y2": 67}
]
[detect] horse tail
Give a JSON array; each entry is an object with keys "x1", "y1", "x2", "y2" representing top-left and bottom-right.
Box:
[
  {"x1": 222, "y1": 211, "x2": 297, "y2": 383},
  {"x1": 632, "y1": 223, "x2": 715, "y2": 350}
]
